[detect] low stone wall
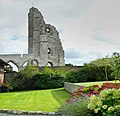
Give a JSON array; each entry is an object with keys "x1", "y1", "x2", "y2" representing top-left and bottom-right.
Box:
[
  {"x1": 0, "y1": 109, "x2": 61, "y2": 115},
  {"x1": 64, "y1": 82, "x2": 82, "y2": 93}
]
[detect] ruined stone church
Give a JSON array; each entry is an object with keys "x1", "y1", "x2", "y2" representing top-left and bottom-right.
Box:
[{"x1": 0, "y1": 7, "x2": 65, "y2": 71}]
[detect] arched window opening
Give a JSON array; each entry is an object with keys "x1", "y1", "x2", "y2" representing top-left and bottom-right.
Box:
[
  {"x1": 23, "y1": 62, "x2": 28, "y2": 67},
  {"x1": 7, "y1": 61, "x2": 18, "y2": 72},
  {"x1": 48, "y1": 62, "x2": 53, "y2": 66},
  {"x1": 46, "y1": 27, "x2": 50, "y2": 33},
  {"x1": 48, "y1": 48, "x2": 51, "y2": 54},
  {"x1": 32, "y1": 60, "x2": 38, "y2": 66}
]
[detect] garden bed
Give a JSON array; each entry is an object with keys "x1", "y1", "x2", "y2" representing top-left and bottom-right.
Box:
[{"x1": 102, "y1": 83, "x2": 120, "y2": 89}]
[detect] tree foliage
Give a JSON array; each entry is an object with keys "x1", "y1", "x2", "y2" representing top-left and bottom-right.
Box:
[
  {"x1": 18, "y1": 65, "x2": 39, "y2": 79},
  {"x1": 111, "y1": 52, "x2": 120, "y2": 82}
]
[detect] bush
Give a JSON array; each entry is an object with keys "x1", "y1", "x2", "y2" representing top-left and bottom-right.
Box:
[
  {"x1": 65, "y1": 70, "x2": 82, "y2": 83},
  {"x1": 11, "y1": 66, "x2": 66, "y2": 90},
  {"x1": 32, "y1": 73, "x2": 64, "y2": 89},
  {"x1": 64, "y1": 63, "x2": 114, "y2": 83},
  {"x1": 60, "y1": 97, "x2": 94, "y2": 116},
  {"x1": 88, "y1": 89, "x2": 120, "y2": 116}
]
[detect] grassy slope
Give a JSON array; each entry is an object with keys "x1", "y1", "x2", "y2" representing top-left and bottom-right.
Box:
[
  {"x1": 0, "y1": 88, "x2": 70, "y2": 112},
  {"x1": 76, "y1": 80, "x2": 120, "y2": 86}
]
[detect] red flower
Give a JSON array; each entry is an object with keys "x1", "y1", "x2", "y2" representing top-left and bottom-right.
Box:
[
  {"x1": 89, "y1": 88, "x2": 93, "y2": 91},
  {"x1": 93, "y1": 85, "x2": 99, "y2": 88}
]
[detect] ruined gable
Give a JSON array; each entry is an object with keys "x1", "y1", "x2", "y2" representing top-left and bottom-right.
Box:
[{"x1": 0, "y1": 7, "x2": 65, "y2": 71}]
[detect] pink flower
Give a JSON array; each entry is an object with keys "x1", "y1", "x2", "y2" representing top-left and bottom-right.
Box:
[
  {"x1": 87, "y1": 93, "x2": 91, "y2": 97},
  {"x1": 78, "y1": 86, "x2": 86, "y2": 90},
  {"x1": 72, "y1": 92, "x2": 82, "y2": 96},
  {"x1": 92, "y1": 90, "x2": 99, "y2": 94}
]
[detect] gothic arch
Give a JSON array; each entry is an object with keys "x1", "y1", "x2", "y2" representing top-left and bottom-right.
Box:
[
  {"x1": 47, "y1": 62, "x2": 53, "y2": 66},
  {"x1": 7, "y1": 60, "x2": 19, "y2": 72},
  {"x1": 22, "y1": 61, "x2": 29, "y2": 67},
  {"x1": 31, "y1": 59, "x2": 38, "y2": 66}
]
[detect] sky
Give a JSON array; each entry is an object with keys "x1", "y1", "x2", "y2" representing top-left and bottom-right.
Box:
[{"x1": 0, "y1": 0, "x2": 120, "y2": 66}]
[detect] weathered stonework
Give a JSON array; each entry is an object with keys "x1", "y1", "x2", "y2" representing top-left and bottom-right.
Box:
[
  {"x1": 64, "y1": 82, "x2": 82, "y2": 93},
  {"x1": 0, "y1": 7, "x2": 65, "y2": 70}
]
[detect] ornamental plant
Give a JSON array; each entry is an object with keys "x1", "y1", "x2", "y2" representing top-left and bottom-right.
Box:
[
  {"x1": 87, "y1": 89, "x2": 120, "y2": 116},
  {"x1": 60, "y1": 97, "x2": 94, "y2": 116},
  {"x1": 72, "y1": 84, "x2": 102, "y2": 97}
]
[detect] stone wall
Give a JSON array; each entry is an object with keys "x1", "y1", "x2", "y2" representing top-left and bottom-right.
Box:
[
  {"x1": 4, "y1": 71, "x2": 17, "y2": 83},
  {"x1": 0, "y1": 109, "x2": 61, "y2": 115},
  {"x1": 64, "y1": 82, "x2": 82, "y2": 93}
]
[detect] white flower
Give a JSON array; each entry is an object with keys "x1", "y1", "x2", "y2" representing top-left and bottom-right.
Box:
[
  {"x1": 94, "y1": 108, "x2": 100, "y2": 114},
  {"x1": 96, "y1": 101, "x2": 102, "y2": 107},
  {"x1": 108, "y1": 106, "x2": 115, "y2": 112},
  {"x1": 102, "y1": 105, "x2": 107, "y2": 109},
  {"x1": 87, "y1": 103, "x2": 96, "y2": 110}
]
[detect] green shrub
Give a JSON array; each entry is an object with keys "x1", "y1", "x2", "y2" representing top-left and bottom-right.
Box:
[
  {"x1": 32, "y1": 73, "x2": 64, "y2": 89},
  {"x1": 11, "y1": 66, "x2": 66, "y2": 90},
  {"x1": 77, "y1": 64, "x2": 114, "y2": 82},
  {"x1": 88, "y1": 89, "x2": 120, "y2": 116},
  {"x1": 65, "y1": 70, "x2": 82, "y2": 83},
  {"x1": 60, "y1": 97, "x2": 94, "y2": 116},
  {"x1": 18, "y1": 65, "x2": 39, "y2": 79},
  {"x1": 64, "y1": 63, "x2": 114, "y2": 83}
]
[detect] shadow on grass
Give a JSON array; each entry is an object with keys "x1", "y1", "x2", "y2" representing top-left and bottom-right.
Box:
[{"x1": 51, "y1": 88, "x2": 70, "y2": 105}]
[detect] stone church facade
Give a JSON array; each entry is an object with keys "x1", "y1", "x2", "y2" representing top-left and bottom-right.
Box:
[{"x1": 0, "y1": 7, "x2": 65, "y2": 71}]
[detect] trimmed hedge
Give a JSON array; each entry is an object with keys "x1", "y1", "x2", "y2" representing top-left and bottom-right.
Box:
[
  {"x1": 9, "y1": 63, "x2": 114, "y2": 91},
  {"x1": 65, "y1": 64, "x2": 114, "y2": 83}
]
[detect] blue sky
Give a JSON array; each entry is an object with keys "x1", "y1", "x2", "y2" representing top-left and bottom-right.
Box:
[{"x1": 0, "y1": 0, "x2": 120, "y2": 66}]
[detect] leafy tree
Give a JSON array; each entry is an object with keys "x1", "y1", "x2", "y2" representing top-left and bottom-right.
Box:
[{"x1": 111, "y1": 52, "x2": 120, "y2": 82}]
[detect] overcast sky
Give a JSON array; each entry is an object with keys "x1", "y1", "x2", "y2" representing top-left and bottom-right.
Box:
[{"x1": 0, "y1": 0, "x2": 120, "y2": 66}]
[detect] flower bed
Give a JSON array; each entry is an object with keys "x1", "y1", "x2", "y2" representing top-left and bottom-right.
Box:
[
  {"x1": 88, "y1": 89, "x2": 120, "y2": 116},
  {"x1": 102, "y1": 83, "x2": 120, "y2": 89},
  {"x1": 61, "y1": 84, "x2": 120, "y2": 116},
  {"x1": 72, "y1": 84, "x2": 102, "y2": 97}
]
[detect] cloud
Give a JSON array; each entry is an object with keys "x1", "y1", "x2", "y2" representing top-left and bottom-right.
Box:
[
  {"x1": 65, "y1": 48, "x2": 102, "y2": 65},
  {"x1": 65, "y1": 49, "x2": 84, "y2": 59},
  {"x1": 0, "y1": 0, "x2": 120, "y2": 66},
  {"x1": 91, "y1": 29, "x2": 120, "y2": 47}
]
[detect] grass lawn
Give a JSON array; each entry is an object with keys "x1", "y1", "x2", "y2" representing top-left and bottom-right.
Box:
[
  {"x1": 0, "y1": 88, "x2": 70, "y2": 112},
  {"x1": 76, "y1": 80, "x2": 120, "y2": 86}
]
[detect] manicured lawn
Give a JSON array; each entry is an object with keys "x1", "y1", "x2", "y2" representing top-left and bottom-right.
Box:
[
  {"x1": 76, "y1": 80, "x2": 120, "y2": 86},
  {"x1": 0, "y1": 88, "x2": 70, "y2": 112}
]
